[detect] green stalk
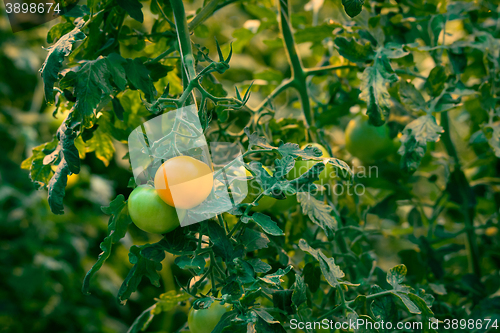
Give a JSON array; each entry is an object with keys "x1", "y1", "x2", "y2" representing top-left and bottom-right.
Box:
[
  {"x1": 170, "y1": 0, "x2": 196, "y2": 81},
  {"x1": 440, "y1": 111, "x2": 481, "y2": 277},
  {"x1": 188, "y1": 0, "x2": 221, "y2": 31},
  {"x1": 277, "y1": 0, "x2": 313, "y2": 129}
]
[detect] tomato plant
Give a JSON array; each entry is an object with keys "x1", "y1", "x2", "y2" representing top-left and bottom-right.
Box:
[{"x1": 8, "y1": 0, "x2": 500, "y2": 332}]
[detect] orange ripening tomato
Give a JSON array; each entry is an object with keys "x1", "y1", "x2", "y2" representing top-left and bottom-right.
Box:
[{"x1": 154, "y1": 156, "x2": 214, "y2": 209}]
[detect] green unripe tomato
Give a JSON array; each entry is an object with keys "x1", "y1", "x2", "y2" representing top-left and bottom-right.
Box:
[
  {"x1": 286, "y1": 143, "x2": 334, "y2": 186},
  {"x1": 128, "y1": 185, "x2": 186, "y2": 234},
  {"x1": 273, "y1": 194, "x2": 297, "y2": 213},
  {"x1": 345, "y1": 114, "x2": 395, "y2": 163},
  {"x1": 188, "y1": 302, "x2": 230, "y2": 333}
]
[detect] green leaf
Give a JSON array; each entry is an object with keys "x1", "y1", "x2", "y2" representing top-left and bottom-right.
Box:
[
  {"x1": 233, "y1": 258, "x2": 256, "y2": 284},
  {"x1": 73, "y1": 57, "x2": 120, "y2": 127},
  {"x1": 347, "y1": 312, "x2": 378, "y2": 333},
  {"x1": 123, "y1": 58, "x2": 157, "y2": 101},
  {"x1": 175, "y1": 255, "x2": 206, "y2": 274},
  {"x1": 342, "y1": 0, "x2": 364, "y2": 18},
  {"x1": 40, "y1": 19, "x2": 86, "y2": 102},
  {"x1": 370, "y1": 286, "x2": 398, "y2": 324},
  {"x1": 408, "y1": 293, "x2": 434, "y2": 316},
  {"x1": 47, "y1": 21, "x2": 75, "y2": 44},
  {"x1": 302, "y1": 262, "x2": 321, "y2": 293},
  {"x1": 207, "y1": 220, "x2": 234, "y2": 261},
  {"x1": 295, "y1": 23, "x2": 341, "y2": 44},
  {"x1": 334, "y1": 37, "x2": 375, "y2": 63},
  {"x1": 82, "y1": 195, "x2": 131, "y2": 294},
  {"x1": 299, "y1": 239, "x2": 344, "y2": 287},
  {"x1": 292, "y1": 274, "x2": 307, "y2": 310},
  {"x1": 144, "y1": 63, "x2": 174, "y2": 82},
  {"x1": 391, "y1": 292, "x2": 421, "y2": 314},
  {"x1": 118, "y1": 244, "x2": 163, "y2": 304},
  {"x1": 425, "y1": 65, "x2": 447, "y2": 97},
  {"x1": 483, "y1": 122, "x2": 500, "y2": 158},
  {"x1": 278, "y1": 142, "x2": 323, "y2": 159},
  {"x1": 247, "y1": 162, "x2": 278, "y2": 192},
  {"x1": 241, "y1": 229, "x2": 270, "y2": 252},
  {"x1": 358, "y1": 58, "x2": 398, "y2": 126},
  {"x1": 117, "y1": 0, "x2": 144, "y2": 22},
  {"x1": 399, "y1": 80, "x2": 426, "y2": 113},
  {"x1": 244, "y1": 213, "x2": 284, "y2": 236},
  {"x1": 387, "y1": 264, "x2": 407, "y2": 290},
  {"x1": 247, "y1": 258, "x2": 272, "y2": 273},
  {"x1": 259, "y1": 265, "x2": 292, "y2": 286},
  {"x1": 85, "y1": 127, "x2": 115, "y2": 166},
  {"x1": 245, "y1": 129, "x2": 277, "y2": 150},
  {"x1": 297, "y1": 192, "x2": 337, "y2": 235},
  {"x1": 380, "y1": 43, "x2": 410, "y2": 59},
  {"x1": 47, "y1": 124, "x2": 81, "y2": 214},
  {"x1": 155, "y1": 291, "x2": 191, "y2": 313},
  {"x1": 398, "y1": 115, "x2": 444, "y2": 173},
  {"x1": 21, "y1": 138, "x2": 58, "y2": 189}
]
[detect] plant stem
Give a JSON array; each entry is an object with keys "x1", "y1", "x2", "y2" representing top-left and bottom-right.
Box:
[
  {"x1": 277, "y1": 0, "x2": 313, "y2": 129},
  {"x1": 188, "y1": 0, "x2": 221, "y2": 31},
  {"x1": 170, "y1": 0, "x2": 197, "y2": 106},
  {"x1": 440, "y1": 111, "x2": 481, "y2": 277}
]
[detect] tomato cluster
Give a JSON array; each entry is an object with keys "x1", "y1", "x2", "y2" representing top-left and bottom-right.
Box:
[{"x1": 128, "y1": 156, "x2": 214, "y2": 234}]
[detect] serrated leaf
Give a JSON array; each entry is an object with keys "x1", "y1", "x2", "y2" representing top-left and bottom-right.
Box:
[
  {"x1": 254, "y1": 308, "x2": 280, "y2": 325},
  {"x1": 277, "y1": 142, "x2": 322, "y2": 159},
  {"x1": 292, "y1": 274, "x2": 307, "y2": 309},
  {"x1": 391, "y1": 292, "x2": 421, "y2": 314},
  {"x1": 40, "y1": 20, "x2": 86, "y2": 102},
  {"x1": 299, "y1": 239, "x2": 344, "y2": 287},
  {"x1": 247, "y1": 162, "x2": 277, "y2": 192},
  {"x1": 347, "y1": 313, "x2": 378, "y2": 333},
  {"x1": 387, "y1": 264, "x2": 407, "y2": 290},
  {"x1": 82, "y1": 195, "x2": 131, "y2": 294},
  {"x1": 342, "y1": 0, "x2": 364, "y2": 17},
  {"x1": 118, "y1": 244, "x2": 163, "y2": 304},
  {"x1": 123, "y1": 58, "x2": 157, "y2": 101},
  {"x1": 245, "y1": 129, "x2": 277, "y2": 150},
  {"x1": 297, "y1": 192, "x2": 337, "y2": 235},
  {"x1": 408, "y1": 293, "x2": 434, "y2": 316},
  {"x1": 334, "y1": 37, "x2": 375, "y2": 63},
  {"x1": 47, "y1": 21, "x2": 75, "y2": 44},
  {"x1": 274, "y1": 155, "x2": 295, "y2": 180},
  {"x1": 398, "y1": 115, "x2": 444, "y2": 173},
  {"x1": 247, "y1": 258, "x2": 272, "y2": 273},
  {"x1": 380, "y1": 43, "x2": 410, "y2": 59},
  {"x1": 241, "y1": 229, "x2": 270, "y2": 252},
  {"x1": 47, "y1": 124, "x2": 81, "y2": 214},
  {"x1": 208, "y1": 220, "x2": 234, "y2": 261},
  {"x1": 425, "y1": 65, "x2": 447, "y2": 97},
  {"x1": 117, "y1": 0, "x2": 144, "y2": 23},
  {"x1": 246, "y1": 213, "x2": 284, "y2": 236},
  {"x1": 86, "y1": 127, "x2": 115, "y2": 166},
  {"x1": 175, "y1": 255, "x2": 206, "y2": 274},
  {"x1": 259, "y1": 265, "x2": 292, "y2": 286},
  {"x1": 233, "y1": 258, "x2": 256, "y2": 284},
  {"x1": 358, "y1": 58, "x2": 398, "y2": 126},
  {"x1": 399, "y1": 80, "x2": 426, "y2": 113}
]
